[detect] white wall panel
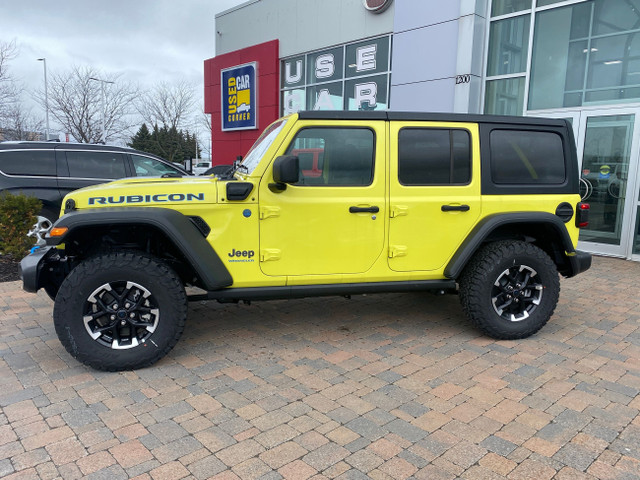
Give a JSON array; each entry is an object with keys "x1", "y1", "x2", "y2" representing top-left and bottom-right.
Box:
[
  {"x1": 391, "y1": 21, "x2": 460, "y2": 86},
  {"x1": 391, "y1": 79, "x2": 456, "y2": 112},
  {"x1": 393, "y1": 0, "x2": 460, "y2": 33},
  {"x1": 216, "y1": 0, "x2": 394, "y2": 57}
]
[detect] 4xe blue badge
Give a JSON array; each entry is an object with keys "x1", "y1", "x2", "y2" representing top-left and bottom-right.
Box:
[
  {"x1": 221, "y1": 62, "x2": 257, "y2": 131},
  {"x1": 243, "y1": 209, "x2": 252, "y2": 218}
]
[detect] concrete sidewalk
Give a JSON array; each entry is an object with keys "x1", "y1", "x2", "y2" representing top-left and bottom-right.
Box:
[{"x1": 1, "y1": 256, "x2": 639, "y2": 479}]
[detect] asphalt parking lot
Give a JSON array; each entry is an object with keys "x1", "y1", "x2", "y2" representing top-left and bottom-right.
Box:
[{"x1": 1, "y1": 255, "x2": 639, "y2": 480}]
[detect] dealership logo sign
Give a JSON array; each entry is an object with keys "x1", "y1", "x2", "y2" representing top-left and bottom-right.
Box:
[
  {"x1": 363, "y1": 0, "x2": 393, "y2": 13},
  {"x1": 221, "y1": 62, "x2": 257, "y2": 131}
]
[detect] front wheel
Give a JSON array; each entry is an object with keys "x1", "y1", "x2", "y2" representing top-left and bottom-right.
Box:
[
  {"x1": 459, "y1": 241, "x2": 560, "y2": 340},
  {"x1": 53, "y1": 251, "x2": 187, "y2": 371}
]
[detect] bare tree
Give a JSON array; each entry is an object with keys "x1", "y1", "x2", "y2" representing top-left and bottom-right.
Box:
[
  {"x1": 198, "y1": 110, "x2": 212, "y2": 159},
  {"x1": 0, "y1": 40, "x2": 19, "y2": 123},
  {"x1": 137, "y1": 80, "x2": 196, "y2": 130},
  {"x1": 35, "y1": 65, "x2": 139, "y2": 143},
  {"x1": 1, "y1": 105, "x2": 44, "y2": 141}
]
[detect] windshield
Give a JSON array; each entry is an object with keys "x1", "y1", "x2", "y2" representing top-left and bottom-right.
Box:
[{"x1": 240, "y1": 119, "x2": 287, "y2": 175}]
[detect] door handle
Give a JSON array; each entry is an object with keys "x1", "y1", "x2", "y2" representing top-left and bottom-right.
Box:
[
  {"x1": 441, "y1": 204, "x2": 470, "y2": 212},
  {"x1": 349, "y1": 206, "x2": 379, "y2": 213}
]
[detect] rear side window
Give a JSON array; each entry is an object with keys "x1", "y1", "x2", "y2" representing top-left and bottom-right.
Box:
[
  {"x1": 490, "y1": 130, "x2": 565, "y2": 184},
  {"x1": 398, "y1": 128, "x2": 471, "y2": 185},
  {"x1": 66, "y1": 151, "x2": 127, "y2": 179},
  {"x1": 0, "y1": 150, "x2": 56, "y2": 176}
]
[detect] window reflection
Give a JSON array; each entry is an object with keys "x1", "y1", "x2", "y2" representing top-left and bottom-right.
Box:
[{"x1": 529, "y1": 0, "x2": 640, "y2": 110}]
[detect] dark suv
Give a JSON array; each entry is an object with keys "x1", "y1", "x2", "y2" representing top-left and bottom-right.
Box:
[{"x1": 0, "y1": 142, "x2": 188, "y2": 242}]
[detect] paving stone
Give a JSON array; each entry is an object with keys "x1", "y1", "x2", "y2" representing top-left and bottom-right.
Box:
[
  {"x1": 0, "y1": 257, "x2": 638, "y2": 479},
  {"x1": 344, "y1": 417, "x2": 387, "y2": 442},
  {"x1": 481, "y1": 435, "x2": 518, "y2": 456}
]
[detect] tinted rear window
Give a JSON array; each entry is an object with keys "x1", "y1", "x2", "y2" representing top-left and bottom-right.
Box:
[
  {"x1": 398, "y1": 128, "x2": 471, "y2": 185},
  {"x1": 0, "y1": 150, "x2": 56, "y2": 176},
  {"x1": 490, "y1": 130, "x2": 565, "y2": 184},
  {"x1": 66, "y1": 151, "x2": 127, "y2": 179}
]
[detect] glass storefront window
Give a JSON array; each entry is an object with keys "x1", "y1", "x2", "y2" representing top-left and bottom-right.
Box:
[
  {"x1": 492, "y1": 0, "x2": 532, "y2": 17},
  {"x1": 306, "y1": 47, "x2": 343, "y2": 85},
  {"x1": 345, "y1": 37, "x2": 390, "y2": 78},
  {"x1": 282, "y1": 89, "x2": 306, "y2": 115},
  {"x1": 487, "y1": 15, "x2": 531, "y2": 76},
  {"x1": 306, "y1": 82, "x2": 343, "y2": 111},
  {"x1": 484, "y1": 77, "x2": 525, "y2": 115},
  {"x1": 345, "y1": 74, "x2": 388, "y2": 111},
  {"x1": 537, "y1": 0, "x2": 567, "y2": 7},
  {"x1": 529, "y1": 0, "x2": 640, "y2": 111},
  {"x1": 280, "y1": 35, "x2": 391, "y2": 116}
]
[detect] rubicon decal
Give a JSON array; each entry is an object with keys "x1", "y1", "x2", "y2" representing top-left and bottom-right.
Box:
[{"x1": 88, "y1": 193, "x2": 205, "y2": 205}]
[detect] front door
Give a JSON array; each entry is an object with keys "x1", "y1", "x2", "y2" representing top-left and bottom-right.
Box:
[{"x1": 258, "y1": 122, "x2": 387, "y2": 278}]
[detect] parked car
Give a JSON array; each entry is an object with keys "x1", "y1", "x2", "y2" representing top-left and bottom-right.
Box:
[
  {"x1": 192, "y1": 161, "x2": 212, "y2": 175},
  {"x1": 0, "y1": 142, "x2": 188, "y2": 243}
]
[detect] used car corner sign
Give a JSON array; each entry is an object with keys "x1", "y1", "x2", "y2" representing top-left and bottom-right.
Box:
[
  {"x1": 363, "y1": 0, "x2": 393, "y2": 13},
  {"x1": 221, "y1": 62, "x2": 258, "y2": 131}
]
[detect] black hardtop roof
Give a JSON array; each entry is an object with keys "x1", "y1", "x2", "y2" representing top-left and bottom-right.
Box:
[
  {"x1": 296, "y1": 110, "x2": 569, "y2": 127},
  {"x1": 0, "y1": 142, "x2": 139, "y2": 152}
]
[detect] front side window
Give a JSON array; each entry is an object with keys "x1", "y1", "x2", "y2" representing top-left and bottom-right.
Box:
[
  {"x1": 66, "y1": 151, "x2": 127, "y2": 179},
  {"x1": 490, "y1": 130, "x2": 565, "y2": 184},
  {"x1": 132, "y1": 155, "x2": 181, "y2": 176},
  {"x1": 398, "y1": 129, "x2": 471, "y2": 186},
  {"x1": 0, "y1": 150, "x2": 56, "y2": 176},
  {"x1": 285, "y1": 127, "x2": 375, "y2": 186}
]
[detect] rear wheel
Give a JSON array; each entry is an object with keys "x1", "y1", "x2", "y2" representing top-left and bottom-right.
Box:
[
  {"x1": 53, "y1": 251, "x2": 187, "y2": 371},
  {"x1": 459, "y1": 241, "x2": 560, "y2": 339}
]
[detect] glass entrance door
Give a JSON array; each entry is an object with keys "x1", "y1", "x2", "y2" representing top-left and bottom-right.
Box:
[
  {"x1": 578, "y1": 111, "x2": 640, "y2": 257},
  {"x1": 579, "y1": 115, "x2": 633, "y2": 247},
  {"x1": 528, "y1": 107, "x2": 640, "y2": 258}
]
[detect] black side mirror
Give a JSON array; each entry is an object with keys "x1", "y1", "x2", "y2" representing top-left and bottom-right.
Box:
[{"x1": 270, "y1": 155, "x2": 299, "y2": 192}]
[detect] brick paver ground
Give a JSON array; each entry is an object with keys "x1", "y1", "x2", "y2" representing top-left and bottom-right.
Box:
[{"x1": 1, "y1": 255, "x2": 640, "y2": 479}]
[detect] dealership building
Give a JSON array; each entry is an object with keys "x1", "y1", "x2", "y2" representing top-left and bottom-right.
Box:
[{"x1": 204, "y1": 0, "x2": 640, "y2": 261}]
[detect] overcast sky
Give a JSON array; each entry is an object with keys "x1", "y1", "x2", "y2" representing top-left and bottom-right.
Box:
[{"x1": 0, "y1": 0, "x2": 246, "y2": 109}]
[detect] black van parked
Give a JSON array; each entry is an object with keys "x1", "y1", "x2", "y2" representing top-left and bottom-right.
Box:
[{"x1": 0, "y1": 142, "x2": 188, "y2": 243}]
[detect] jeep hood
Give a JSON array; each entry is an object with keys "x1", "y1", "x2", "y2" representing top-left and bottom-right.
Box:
[{"x1": 64, "y1": 176, "x2": 218, "y2": 210}]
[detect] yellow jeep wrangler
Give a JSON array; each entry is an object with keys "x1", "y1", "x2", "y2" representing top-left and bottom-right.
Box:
[{"x1": 20, "y1": 111, "x2": 591, "y2": 370}]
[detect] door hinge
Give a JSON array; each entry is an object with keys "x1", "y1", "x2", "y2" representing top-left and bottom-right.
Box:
[
  {"x1": 260, "y1": 249, "x2": 281, "y2": 262},
  {"x1": 389, "y1": 245, "x2": 408, "y2": 258},
  {"x1": 260, "y1": 206, "x2": 281, "y2": 219},
  {"x1": 390, "y1": 205, "x2": 408, "y2": 218}
]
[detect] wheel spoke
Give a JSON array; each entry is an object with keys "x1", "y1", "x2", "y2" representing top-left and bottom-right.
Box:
[
  {"x1": 83, "y1": 280, "x2": 160, "y2": 350},
  {"x1": 491, "y1": 263, "x2": 543, "y2": 322}
]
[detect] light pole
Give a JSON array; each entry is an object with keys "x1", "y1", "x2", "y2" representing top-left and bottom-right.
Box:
[
  {"x1": 89, "y1": 77, "x2": 114, "y2": 143},
  {"x1": 37, "y1": 58, "x2": 50, "y2": 141}
]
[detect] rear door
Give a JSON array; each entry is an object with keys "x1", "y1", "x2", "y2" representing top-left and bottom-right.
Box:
[
  {"x1": 388, "y1": 122, "x2": 481, "y2": 272},
  {"x1": 57, "y1": 149, "x2": 129, "y2": 199}
]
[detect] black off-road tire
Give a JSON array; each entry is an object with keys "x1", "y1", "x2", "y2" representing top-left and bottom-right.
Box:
[
  {"x1": 44, "y1": 283, "x2": 59, "y2": 302},
  {"x1": 53, "y1": 251, "x2": 187, "y2": 371},
  {"x1": 459, "y1": 241, "x2": 560, "y2": 340}
]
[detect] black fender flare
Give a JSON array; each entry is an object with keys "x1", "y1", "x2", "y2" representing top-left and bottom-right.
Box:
[
  {"x1": 46, "y1": 207, "x2": 233, "y2": 290},
  {"x1": 444, "y1": 212, "x2": 580, "y2": 279}
]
